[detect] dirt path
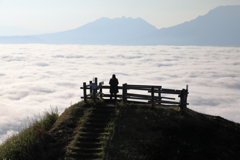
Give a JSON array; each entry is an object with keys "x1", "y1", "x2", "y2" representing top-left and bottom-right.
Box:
[{"x1": 66, "y1": 104, "x2": 116, "y2": 160}]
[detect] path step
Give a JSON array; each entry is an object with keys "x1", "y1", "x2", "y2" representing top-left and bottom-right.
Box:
[
  {"x1": 67, "y1": 105, "x2": 116, "y2": 160},
  {"x1": 70, "y1": 148, "x2": 102, "y2": 153},
  {"x1": 83, "y1": 122, "x2": 108, "y2": 128},
  {"x1": 75, "y1": 142, "x2": 102, "y2": 148},
  {"x1": 69, "y1": 153, "x2": 102, "y2": 160},
  {"x1": 79, "y1": 132, "x2": 109, "y2": 137},
  {"x1": 81, "y1": 127, "x2": 105, "y2": 133},
  {"x1": 87, "y1": 118, "x2": 111, "y2": 123},
  {"x1": 77, "y1": 137, "x2": 101, "y2": 143}
]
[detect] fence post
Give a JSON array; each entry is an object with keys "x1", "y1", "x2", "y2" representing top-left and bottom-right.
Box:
[
  {"x1": 123, "y1": 83, "x2": 127, "y2": 103},
  {"x1": 93, "y1": 77, "x2": 98, "y2": 103},
  {"x1": 95, "y1": 77, "x2": 98, "y2": 88},
  {"x1": 185, "y1": 85, "x2": 189, "y2": 108},
  {"x1": 158, "y1": 86, "x2": 161, "y2": 105},
  {"x1": 99, "y1": 82, "x2": 103, "y2": 99},
  {"x1": 89, "y1": 81, "x2": 92, "y2": 97},
  {"x1": 83, "y1": 82, "x2": 87, "y2": 103},
  {"x1": 180, "y1": 88, "x2": 188, "y2": 110},
  {"x1": 122, "y1": 84, "x2": 124, "y2": 102},
  {"x1": 151, "y1": 86, "x2": 154, "y2": 107},
  {"x1": 93, "y1": 88, "x2": 96, "y2": 103}
]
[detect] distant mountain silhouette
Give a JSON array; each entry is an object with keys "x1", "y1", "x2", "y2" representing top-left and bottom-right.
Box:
[
  {"x1": 135, "y1": 5, "x2": 240, "y2": 46},
  {"x1": 36, "y1": 17, "x2": 158, "y2": 44},
  {"x1": 0, "y1": 5, "x2": 239, "y2": 46}
]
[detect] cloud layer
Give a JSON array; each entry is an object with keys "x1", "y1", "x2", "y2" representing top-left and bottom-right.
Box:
[{"x1": 0, "y1": 44, "x2": 240, "y2": 142}]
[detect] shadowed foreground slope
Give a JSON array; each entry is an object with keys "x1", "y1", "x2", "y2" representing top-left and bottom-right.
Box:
[
  {"x1": 48, "y1": 101, "x2": 240, "y2": 159},
  {"x1": 1, "y1": 101, "x2": 240, "y2": 160},
  {"x1": 107, "y1": 103, "x2": 240, "y2": 160}
]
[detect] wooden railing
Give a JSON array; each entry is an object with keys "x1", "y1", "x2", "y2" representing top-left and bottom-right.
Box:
[{"x1": 80, "y1": 77, "x2": 189, "y2": 109}]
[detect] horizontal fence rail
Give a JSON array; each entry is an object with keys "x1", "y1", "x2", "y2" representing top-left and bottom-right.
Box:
[{"x1": 80, "y1": 77, "x2": 189, "y2": 109}]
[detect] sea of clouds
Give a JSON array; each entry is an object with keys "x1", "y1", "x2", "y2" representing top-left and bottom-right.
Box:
[{"x1": 0, "y1": 44, "x2": 240, "y2": 143}]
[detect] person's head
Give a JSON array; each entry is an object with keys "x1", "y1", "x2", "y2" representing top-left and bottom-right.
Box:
[{"x1": 112, "y1": 74, "x2": 116, "y2": 78}]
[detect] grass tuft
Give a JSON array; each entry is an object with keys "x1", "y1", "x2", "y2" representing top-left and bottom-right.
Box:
[{"x1": 0, "y1": 107, "x2": 59, "y2": 160}]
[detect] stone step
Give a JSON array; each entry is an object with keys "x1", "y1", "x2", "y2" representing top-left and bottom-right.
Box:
[
  {"x1": 83, "y1": 122, "x2": 108, "y2": 128},
  {"x1": 75, "y1": 142, "x2": 103, "y2": 148},
  {"x1": 78, "y1": 132, "x2": 110, "y2": 138},
  {"x1": 87, "y1": 117, "x2": 112, "y2": 123},
  {"x1": 68, "y1": 153, "x2": 102, "y2": 160},
  {"x1": 81, "y1": 127, "x2": 106, "y2": 133},
  {"x1": 66, "y1": 105, "x2": 116, "y2": 160},
  {"x1": 77, "y1": 137, "x2": 101, "y2": 143},
  {"x1": 70, "y1": 147, "x2": 102, "y2": 154}
]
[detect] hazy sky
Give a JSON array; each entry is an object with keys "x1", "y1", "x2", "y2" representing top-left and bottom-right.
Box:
[{"x1": 0, "y1": 0, "x2": 240, "y2": 33}]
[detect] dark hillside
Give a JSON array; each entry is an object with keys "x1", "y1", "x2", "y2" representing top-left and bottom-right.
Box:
[
  {"x1": 107, "y1": 103, "x2": 240, "y2": 160},
  {"x1": 2, "y1": 101, "x2": 239, "y2": 159},
  {"x1": 41, "y1": 100, "x2": 117, "y2": 160},
  {"x1": 39, "y1": 101, "x2": 89, "y2": 159}
]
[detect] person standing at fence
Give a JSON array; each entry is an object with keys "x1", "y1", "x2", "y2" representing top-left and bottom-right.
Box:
[{"x1": 109, "y1": 74, "x2": 119, "y2": 102}]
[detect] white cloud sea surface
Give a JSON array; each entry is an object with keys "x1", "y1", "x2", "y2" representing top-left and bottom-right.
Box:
[{"x1": 0, "y1": 44, "x2": 240, "y2": 143}]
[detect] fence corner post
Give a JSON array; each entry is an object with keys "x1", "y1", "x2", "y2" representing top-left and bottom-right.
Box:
[
  {"x1": 83, "y1": 82, "x2": 87, "y2": 103},
  {"x1": 180, "y1": 88, "x2": 188, "y2": 110}
]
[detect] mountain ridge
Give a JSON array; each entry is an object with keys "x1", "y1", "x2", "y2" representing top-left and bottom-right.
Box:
[
  {"x1": 36, "y1": 16, "x2": 158, "y2": 44},
  {"x1": 134, "y1": 5, "x2": 240, "y2": 46},
  {"x1": 0, "y1": 5, "x2": 239, "y2": 46}
]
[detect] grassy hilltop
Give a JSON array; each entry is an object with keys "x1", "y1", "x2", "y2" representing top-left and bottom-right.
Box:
[{"x1": 1, "y1": 100, "x2": 240, "y2": 160}]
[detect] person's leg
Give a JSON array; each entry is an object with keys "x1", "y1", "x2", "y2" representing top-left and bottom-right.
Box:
[
  {"x1": 114, "y1": 93, "x2": 117, "y2": 101},
  {"x1": 110, "y1": 93, "x2": 113, "y2": 101}
]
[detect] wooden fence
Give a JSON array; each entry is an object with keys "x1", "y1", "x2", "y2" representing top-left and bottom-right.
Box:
[{"x1": 80, "y1": 77, "x2": 189, "y2": 109}]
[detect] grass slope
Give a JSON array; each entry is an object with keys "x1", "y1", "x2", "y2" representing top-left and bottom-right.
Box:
[
  {"x1": 107, "y1": 103, "x2": 240, "y2": 160},
  {"x1": 1, "y1": 101, "x2": 240, "y2": 160},
  {"x1": 0, "y1": 108, "x2": 59, "y2": 160}
]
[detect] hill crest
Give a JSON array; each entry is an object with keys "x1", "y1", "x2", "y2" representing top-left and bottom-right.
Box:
[{"x1": 1, "y1": 101, "x2": 240, "y2": 159}]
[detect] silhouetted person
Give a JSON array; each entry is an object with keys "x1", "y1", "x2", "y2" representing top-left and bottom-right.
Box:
[{"x1": 109, "y1": 74, "x2": 119, "y2": 102}]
